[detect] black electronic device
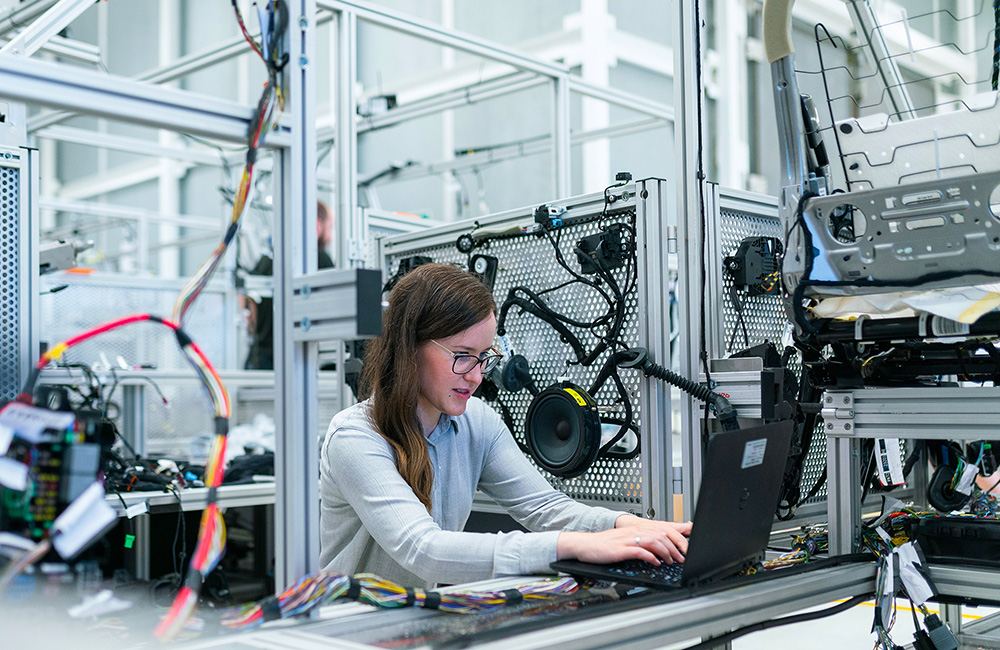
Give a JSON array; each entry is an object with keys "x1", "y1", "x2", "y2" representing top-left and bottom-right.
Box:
[
  {"x1": 469, "y1": 254, "x2": 499, "y2": 291},
  {"x1": 926, "y1": 462, "x2": 972, "y2": 513},
  {"x1": 724, "y1": 236, "x2": 782, "y2": 296},
  {"x1": 500, "y1": 354, "x2": 539, "y2": 395},
  {"x1": 524, "y1": 382, "x2": 601, "y2": 479},
  {"x1": 968, "y1": 441, "x2": 999, "y2": 476},
  {"x1": 551, "y1": 420, "x2": 794, "y2": 589},
  {"x1": 913, "y1": 517, "x2": 1000, "y2": 569},
  {"x1": 576, "y1": 225, "x2": 625, "y2": 275}
]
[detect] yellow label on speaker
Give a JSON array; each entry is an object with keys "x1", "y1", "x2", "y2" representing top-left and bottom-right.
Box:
[{"x1": 562, "y1": 388, "x2": 587, "y2": 406}]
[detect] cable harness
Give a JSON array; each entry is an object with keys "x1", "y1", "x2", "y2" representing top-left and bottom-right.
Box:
[{"x1": 221, "y1": 573, "x2": 579, "y2": 628}]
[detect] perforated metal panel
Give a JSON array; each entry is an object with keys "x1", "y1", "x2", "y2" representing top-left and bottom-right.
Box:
[
  {"x1": 714, "y1": 190, "x2": 828, "y2": 507},
  {"x1": 718, "y1": 210, "x2": 786, "y2": 356},
  {"x1": 0, "y1": 165, "x2": 19, "y2": 402},
  {"x1": 383, "y1": 199, "x2": 650, "y2": 509},
  {"x1": 39, "y1": 275, "x2": 231, "y2": 370},
  {"x1": 137, "y1": 382, "x2": 341, "y2": 459}
]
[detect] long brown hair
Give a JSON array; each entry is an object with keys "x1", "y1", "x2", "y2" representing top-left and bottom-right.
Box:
[{"x1": 360, "y1": 263, "x2": 496, "y2": 510}]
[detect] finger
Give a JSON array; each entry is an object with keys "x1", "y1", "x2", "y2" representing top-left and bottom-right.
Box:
[
  {"x1": 629, "y1": 534, "x2": 663, "y2": 565},
  {"x1": 664, "y1": 528, "x2": 689, "y2": 555},
  {"x1": 655, "y1": 536, "x2": 684, "y2": 563},
  {"x1": 631, "y1": 545, "x2": 661, "y2": 566}
]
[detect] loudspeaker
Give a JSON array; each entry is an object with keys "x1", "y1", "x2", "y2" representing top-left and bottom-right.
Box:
[{"x1": 524, "y1": 382, "x2": 601, "y2": 478}]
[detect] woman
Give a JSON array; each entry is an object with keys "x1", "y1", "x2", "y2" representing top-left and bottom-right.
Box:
[{"x1": 320, "y1": 263, "x2": 691, "y2": 587}]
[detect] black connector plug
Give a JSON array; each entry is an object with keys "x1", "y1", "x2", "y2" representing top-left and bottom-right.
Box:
[
  {"x1": 576, "y1": 224, "x2": 625, "y2": 274},
  {"x1": 912, "y1": 629, "x2": 935, "y2": 650}
]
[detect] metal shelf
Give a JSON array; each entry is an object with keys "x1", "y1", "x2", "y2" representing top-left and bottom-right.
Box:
[{"x1": 106, "y1": 482, "x2": 276, "y2": 515}]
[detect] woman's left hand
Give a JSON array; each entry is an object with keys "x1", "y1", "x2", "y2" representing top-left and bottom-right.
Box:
[{"x1": 614, "y1": 514, "x2": 692, "y2": 558}]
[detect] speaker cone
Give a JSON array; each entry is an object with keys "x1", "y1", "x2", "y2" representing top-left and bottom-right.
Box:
[{"x1": 525, "y1": 382, "x2": 601, "y2": 478}]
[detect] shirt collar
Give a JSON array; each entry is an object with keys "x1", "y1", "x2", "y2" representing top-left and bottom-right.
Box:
[{"x1": 427, "y1": 412, "x2": 459, "y2": 442}]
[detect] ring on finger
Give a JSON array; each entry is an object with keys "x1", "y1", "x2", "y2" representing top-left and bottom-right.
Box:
[{"x1": 635, "y1": 535, "x2": 641, "y2": 546}]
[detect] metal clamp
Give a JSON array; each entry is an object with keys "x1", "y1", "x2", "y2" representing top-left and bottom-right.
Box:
[
  {"x1": 291, "y1": 268, "x2": 383, "y2": 342},
  {"x1": 821, "y1": 390, "x2": 855, "y2": 434}
]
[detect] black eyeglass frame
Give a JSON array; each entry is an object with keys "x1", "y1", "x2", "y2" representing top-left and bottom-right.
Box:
[{"x1": 430, "y1": 339, "x2": 503, "y2": 375}]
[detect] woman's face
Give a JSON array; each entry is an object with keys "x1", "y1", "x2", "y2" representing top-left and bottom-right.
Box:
[{"x1": 415, "y1": 312, "x2": 497, "y2": 435}]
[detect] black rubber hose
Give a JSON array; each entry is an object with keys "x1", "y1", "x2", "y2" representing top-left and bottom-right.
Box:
[
  {"x1": 598, "y1": 371, "x2": 633, "y2": 455},
  {"x1": 641, "y1": 358, "x2": 739, "y2": 431},
  {"x1": 600, "y1": 416, "x2": 641, "y2": 460},
  {"x1": 497, "y1": 295, "x2": 588, "y2": 363},
  {"x1": 588, "y1": 350, "x2": 636, "y2": 396}
]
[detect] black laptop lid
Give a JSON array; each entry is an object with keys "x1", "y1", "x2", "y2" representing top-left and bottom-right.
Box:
[{"x1": 679, "y1": 420, "x2": 794, "y2": 586}]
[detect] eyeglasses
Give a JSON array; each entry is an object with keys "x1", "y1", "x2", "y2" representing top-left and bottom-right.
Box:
[{"x1": 430, "y1": 339, "x2": 503, "y2": 375}]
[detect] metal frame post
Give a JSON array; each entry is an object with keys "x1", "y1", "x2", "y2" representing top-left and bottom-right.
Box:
[
  {"x1": 24, "y1": 147, "x2": 39, "y2": 390},
  {"x1": 335, "y1": 9, "x2": 360, "y2": 272},
  {"x1": 635, "y1": 179, "x2": 675, "y2": 521},
  {"x1": 552, "y1": 75, "x2": 571, "y2": 197},
  {"x1": 827, "y1": 435, "x2": 861, "y2": 555},
  {"x1": 674, "y1": 0, "x2": 707, "y2": 518},
  {"x1": 274, "y1": 0, "x2": 320, "y2": 590}
]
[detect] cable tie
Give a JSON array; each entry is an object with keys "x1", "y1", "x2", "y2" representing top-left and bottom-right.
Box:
[
  {"x1": 184, "y1": 570, "x2": 203, "y2": 592},
  {"x1": 215, "y1": 417, "x2": 229, "y2": 437},
  {"x1": 260, "y1": 594, "x2": 283, "y2": 622},
  {"x1": 502, "y1": 588, "x2": 523, "y2": 605},
  {"x1": 224, "y1": 221, "x2": 240, "y2": 244},
  {"x1": 346, "y1": 577, "x2": 362, "y2": 601},
  {"x1": 423, "y1": 590, "x2": 441, "y2": 610},
  {"x1": 174, "y1": 328, "x2": 194, "y2": 348},
  {"x1": 404, "y1": 588, "x2": 416, "y2": 607}
]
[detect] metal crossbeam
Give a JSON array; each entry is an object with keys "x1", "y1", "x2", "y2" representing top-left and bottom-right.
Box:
[
  {"x1": 317, "y1": 0, "x2": 569, "y2": 79},
  {"x1": 0, "y1": 0, "x2": 94, "y2": 58},
  {"x1": 0, "y1": 54, "x2": 290, "y2": 146}
]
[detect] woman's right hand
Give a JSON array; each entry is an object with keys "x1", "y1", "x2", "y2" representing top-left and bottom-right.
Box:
[{"x1": 556, "y1": 523, "x2": 690, "y2": 566}]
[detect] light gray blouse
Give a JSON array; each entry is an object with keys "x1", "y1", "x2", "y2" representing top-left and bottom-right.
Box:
[{"x1": 319, "y1": 397, "x2": 621, "y2": 587}]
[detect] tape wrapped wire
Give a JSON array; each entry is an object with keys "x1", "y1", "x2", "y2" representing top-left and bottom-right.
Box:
[{"x1": 221, "y1": 573, "x2": 579, "y2": 627}]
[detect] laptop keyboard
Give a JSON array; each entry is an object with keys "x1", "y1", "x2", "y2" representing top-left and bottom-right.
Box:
[{"x1": 604, "y1": 559, "x2": 685, "y2": 585}]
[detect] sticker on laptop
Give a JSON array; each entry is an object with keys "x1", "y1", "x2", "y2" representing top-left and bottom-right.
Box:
[{"x1": 741, "y1": 438, "x2": 767, "y2": 469}]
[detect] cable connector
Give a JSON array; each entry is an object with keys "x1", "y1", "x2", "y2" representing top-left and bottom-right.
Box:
[
  {"x1": 534, "y1": 203, "x2": 566, "y2": 230},
  {"x1": 912, "y1": 629, "x2": 935, "y2": 650},
  {"x1": 924, "y1": 614, "x2": 959, "y2": 650}
]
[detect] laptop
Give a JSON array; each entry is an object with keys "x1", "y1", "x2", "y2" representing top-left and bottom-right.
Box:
[{"x1": 551, "y1": 420, "x2": 794, "y2": 590}]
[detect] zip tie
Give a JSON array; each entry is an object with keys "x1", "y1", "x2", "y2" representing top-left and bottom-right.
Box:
[
  {"x1": 502, "y1": 588, "x2": 524, "y2": 605},
  {"x1": 260, "y1": 595, "x2": 282, "y2": 621}
]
